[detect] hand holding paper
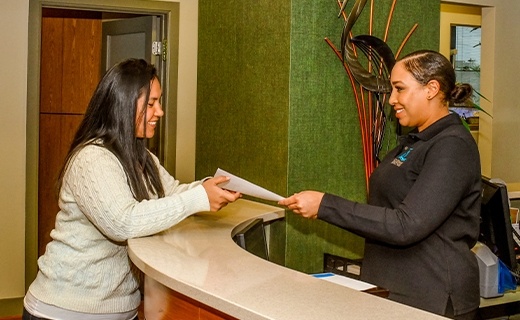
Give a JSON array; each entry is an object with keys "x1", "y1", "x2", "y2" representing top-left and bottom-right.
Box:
[
  {"x1": 202, "y1": 176, "x2": 242, "y2": 211},
  {"x1": 214, "y1": 168, "x2": 284, "y2": 202}
]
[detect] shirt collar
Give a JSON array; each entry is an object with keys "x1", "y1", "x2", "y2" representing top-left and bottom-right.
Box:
[{"x1": 407, "y1": 113, "x2": 462, "y2": 142}]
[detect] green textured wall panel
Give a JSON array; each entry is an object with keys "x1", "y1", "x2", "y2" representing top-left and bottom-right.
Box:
[
  {"x1": 197, "y1": 0, "x2": 440, "y2": 274},
  {"x1": 286, "y1": 0, "x2": 367, "y2": 272},
  {"x1": 197, "y1": 0, "x2": 291, "y2": 198}
]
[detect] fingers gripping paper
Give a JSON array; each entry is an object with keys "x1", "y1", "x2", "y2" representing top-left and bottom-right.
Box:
[{"x1": 214, "y1": 168, "x2": 284, "y2": 202}]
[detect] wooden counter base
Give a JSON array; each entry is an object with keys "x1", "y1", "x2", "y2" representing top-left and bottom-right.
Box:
[{"x1": 145, "y1": 276, "x2": 237, "y2": 320}]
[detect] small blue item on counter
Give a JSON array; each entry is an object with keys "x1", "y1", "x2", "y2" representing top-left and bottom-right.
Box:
[
  {"x1": 313, "y1": 272, "x2": 335, "y2": 278},
  {"x1": 498, "y1": 259, "x2": 517, "y2": 294}
]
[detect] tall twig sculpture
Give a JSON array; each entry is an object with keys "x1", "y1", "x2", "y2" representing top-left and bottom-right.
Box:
[{"x1": 325, "y1": 0, "x2": 418, "y2": 192}]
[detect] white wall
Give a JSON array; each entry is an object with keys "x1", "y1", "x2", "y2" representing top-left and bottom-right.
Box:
[
  {"x1": 0, "y1": 0, "x2": 29, "y2": 299},
  {"x1": 165, "y1": 0, "x2": 199, "y2": 183}
]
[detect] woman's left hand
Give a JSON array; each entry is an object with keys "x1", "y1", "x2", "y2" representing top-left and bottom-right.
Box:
[{"x1": 278, "y1": 191, "x2": 324, "y2": 219}]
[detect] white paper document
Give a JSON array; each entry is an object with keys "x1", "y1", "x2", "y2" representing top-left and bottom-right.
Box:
[
  {"x1": 214, "y1": 168, "x2": 284, "y2": 202},
  {"x1": 312, "y1": 273, "x2": 377, "y2": 291}
]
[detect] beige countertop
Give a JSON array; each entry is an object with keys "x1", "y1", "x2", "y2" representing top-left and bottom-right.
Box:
[{"x1": 128, "y1": 199, "x2": 446, "y2": 320}]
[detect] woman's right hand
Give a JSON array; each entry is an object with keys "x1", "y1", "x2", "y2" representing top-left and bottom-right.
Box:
[
  {"x1": 202, "y1": 176, "x2": 241, "y2": 211},
  {"x1": 278, "y1": 191, "x2": 324, "y2": 219}
]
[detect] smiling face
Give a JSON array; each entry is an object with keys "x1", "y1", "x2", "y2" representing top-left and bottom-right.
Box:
[
  {"x1": 389, "y1": 61, "x2": 446, "y2": 132},
  {"x1": 135, "y1": 77, "x2": 163, "y2": 138}
]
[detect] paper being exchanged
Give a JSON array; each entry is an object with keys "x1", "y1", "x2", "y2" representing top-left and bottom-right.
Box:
[{"x1": 214, "y1": 168, "x2": 284, "y2": 202}]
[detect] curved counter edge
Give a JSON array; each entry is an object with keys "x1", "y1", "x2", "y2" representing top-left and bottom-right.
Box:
[{"x1": 128, "y1": 199, "x2": 446, "y2": 320}]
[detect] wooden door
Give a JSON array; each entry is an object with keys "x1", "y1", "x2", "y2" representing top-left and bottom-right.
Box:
[
  {"x1": 101, "y1": 15, "x2": 164, "y2": 159},
  {"x1": 38, "y1": 8, "x2": 102, "y2": 256}
]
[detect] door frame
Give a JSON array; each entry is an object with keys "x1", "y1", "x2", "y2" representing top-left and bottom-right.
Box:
[{"x1": 26, "y1": 0, "x2": 182, "y2": 286}]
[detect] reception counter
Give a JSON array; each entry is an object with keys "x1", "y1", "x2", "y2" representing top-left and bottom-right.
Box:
[{"x1": 128, "y1": 199, "x2": 446, "y2": 319}]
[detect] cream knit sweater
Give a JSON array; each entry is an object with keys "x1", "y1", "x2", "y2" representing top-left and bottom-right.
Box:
[{"x1": 28, "y1": 144, "x2": 210, "y2": 314}]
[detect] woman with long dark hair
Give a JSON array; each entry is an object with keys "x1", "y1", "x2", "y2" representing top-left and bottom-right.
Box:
[{"x1": 23, "y1": 58, "x2": 240, "y2": 319}]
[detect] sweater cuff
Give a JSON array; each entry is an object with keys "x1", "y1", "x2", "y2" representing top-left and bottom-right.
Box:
[{"x1": 180, "y1": 184, "x2": 210, "y2": 214}]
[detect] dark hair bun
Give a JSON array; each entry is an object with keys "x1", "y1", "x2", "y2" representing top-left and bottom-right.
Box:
[{"x1": 451, "y1": 83, "x2": 473, "y2": 105}]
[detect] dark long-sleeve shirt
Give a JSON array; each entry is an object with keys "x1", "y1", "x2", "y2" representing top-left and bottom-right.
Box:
[{"x1": 318, "y1": 113, "x2": 481, "y2": 316}]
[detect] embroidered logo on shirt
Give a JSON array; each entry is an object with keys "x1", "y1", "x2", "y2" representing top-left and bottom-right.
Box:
[{"x1": 391, "y1": 147, "x2": 413, "y2": 167}]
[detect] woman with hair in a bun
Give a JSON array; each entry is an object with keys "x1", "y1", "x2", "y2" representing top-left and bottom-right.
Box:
[{"x1": 279, "y1": 50, "x2": 481, "y2": 319}]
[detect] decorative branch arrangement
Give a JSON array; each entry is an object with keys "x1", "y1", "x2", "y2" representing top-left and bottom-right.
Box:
[{"x1": 325, "y1": 0, "x2": 417, "y2": 192}]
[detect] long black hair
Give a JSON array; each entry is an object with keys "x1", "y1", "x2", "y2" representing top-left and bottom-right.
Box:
[{"x1": 58, "y1": 58, "x2": 165, "y2": 201}]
